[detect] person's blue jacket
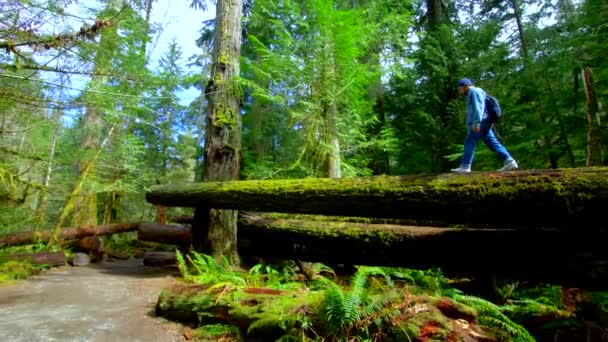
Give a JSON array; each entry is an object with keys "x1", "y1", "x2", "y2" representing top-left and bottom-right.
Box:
[{"x1": 465, "y1": 86, "x2": 487, "y2": 128}]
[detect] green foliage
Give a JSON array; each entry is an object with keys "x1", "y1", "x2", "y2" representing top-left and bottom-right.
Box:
[
  {"x1": 176, "y1": 250, "x2": 246, "y2": 287},
  {"x1": 452, "y1": 294, "x2": 535, "y2": 342},
  {"x1": 382, "y1": 267, "x2": 455, "y2": 295},
  {"x1": 193, "y1": 324, "x2": 241, "y2": 340},
  {"x1": 0, "y1": 259, "x2": 42, "y2": 283},
  {"x1": 318, "y1": 266, "x2": 400, "y2": 338},
  {"x1": 247, "y1": 261, "x2": 304, "y2": 290}
]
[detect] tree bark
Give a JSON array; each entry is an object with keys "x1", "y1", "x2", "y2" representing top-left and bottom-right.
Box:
[
  {"x1": 48, "y1": 126, "x2": 115, "y2": 248},
  {"x1": 510, "y1": 0, "x2": 529, "y2": 61},
  {"x1": 323, "y1": 37, "x2": 341, "y2": 178},
  {"x1": 147, "y1": 167, "x2": 608, "y2": 229},
  {"x1": 198, "y1": 0, "x2": 243, "y2": 263},
  {"x1": 0, "y1": 222, "x2": 140, "y2": 247},
  {"x1": 7, "y1": 252, "x2": 66, "y2": 267},
  {"x1": 582, "y1": 67, "x2": 603, "y2": 166},
  {"x1": 35, "y1": 106, "x2": 62, "y2": 227}
]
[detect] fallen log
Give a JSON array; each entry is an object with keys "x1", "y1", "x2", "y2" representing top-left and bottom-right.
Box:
[
  {"x1": 138, "y1": 223, "x2": 191, "y2": 246},
  {"x1": 141, "y1": 217, "x2": 608, "y2": 289},
  {"x1": 146, "y1": 167, "x2": 608, "y2": 229},
  {"x1": 0, "y1": 222, "x2": 140, "y2": 247},
  {"x1": 5, "y1": 252, "x2": 66, "y2": 267},
  {"x1": 236, "y1": 214, "x2": 608, "y2": 289},
  {"x1": 143, "y1": 251, "x2": 177, "y2": 266},
  {"x1": 166, "y1": 212, "x2": 449, "y2": 227}
]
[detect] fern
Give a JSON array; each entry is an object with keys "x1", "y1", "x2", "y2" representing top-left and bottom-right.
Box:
[
  {"x1": 320, "y1": 266, "x2": 398, "y2": 337},
  {"x1": 453, "y1": 294, "x2": 535, "y2": 342},
  {"x1": 175, "y1": 250, "x2": 246, "y2": 286}
]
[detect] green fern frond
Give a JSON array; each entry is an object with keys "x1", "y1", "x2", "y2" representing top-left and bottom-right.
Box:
[
  {"x1": 453, "y1": 294, "x2": 535, "y2": 341},
  {"x1": 175, "y1": 249, "x2": 190, "y2": 280}
]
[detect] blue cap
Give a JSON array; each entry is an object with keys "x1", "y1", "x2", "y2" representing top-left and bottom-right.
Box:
[{"x1": 458, "y1": 78, "x2": 473, "y2": 87}]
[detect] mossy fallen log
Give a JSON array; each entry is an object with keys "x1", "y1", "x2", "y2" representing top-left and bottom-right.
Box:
[
  {"x1": 140, "y1": 217, "x2": 608, "y2": 289},
  {"x1": 5, "y1": 252, "x2": 66, "y2": 267},
  {"x1": 156, "y1": 284, "x2": 498, "y2": 341},
  {"x1": 146, "y1": 167, "x2": 608, "y2": 229},
  {"x1": 236, "y1": 214, "x2": 608, "y2": 290},
  {"x1": 0, "y1": 222, "x2": 141, "y2": 247}
]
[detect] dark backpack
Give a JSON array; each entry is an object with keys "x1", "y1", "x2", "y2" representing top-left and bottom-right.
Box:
[{"x1": 485, "y1": 93, "x2": 502, "y2": 123}]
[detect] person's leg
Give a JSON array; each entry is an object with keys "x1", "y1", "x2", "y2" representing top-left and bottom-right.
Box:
[
  {"x1": 452, "y1": 129, "x2": 481, "y2": 172},
  {"x1": 481, "y1": 123, "x2": 518, "y2": 170}
]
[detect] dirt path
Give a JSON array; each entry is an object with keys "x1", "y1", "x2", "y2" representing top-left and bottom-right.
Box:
[{"x1": 0, "y1": 258, "x2": 185, "y2": 342}]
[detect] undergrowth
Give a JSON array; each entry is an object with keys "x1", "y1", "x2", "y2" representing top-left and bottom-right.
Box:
[
  {"x1": 170, "y1": 250, "x2": 540, "y2": 341},
  {"x1": 0, "y1": 258, "x2": 47, "y2": 284}
]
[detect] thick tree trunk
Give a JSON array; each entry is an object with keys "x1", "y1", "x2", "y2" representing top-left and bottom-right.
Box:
[
  {"x1": 72, "y1": 103, "x2": 101, "y2": 228},
  {"x1": 147, "y1": 167, "x2": 608, "y2": 229},
  {"x1": 7, "y1": 252, "x2": 66, "y2": 267},
  {"x1": 0, "y1": 222, "x2": 140, "y2": 247},
  {"x1": 198, "y1": 0, "x2": 243, "y2": 263}
]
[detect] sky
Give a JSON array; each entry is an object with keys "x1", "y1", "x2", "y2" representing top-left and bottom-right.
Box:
[
  {"x1": 46, "y1": 0, "x2": 215, "y2": 107},
  {"x1": 148, "y1": 0, "x2": 215, "y2": 104}
]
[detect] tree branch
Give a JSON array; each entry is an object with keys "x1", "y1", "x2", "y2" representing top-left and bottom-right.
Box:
[{"x1": 0, "y1": 19, "x2": 112, "y2": 53}]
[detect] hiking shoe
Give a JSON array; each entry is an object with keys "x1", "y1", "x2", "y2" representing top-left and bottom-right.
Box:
[
  {"x1": 451, "y1": 165, "x2": 471, "y2": 173},
  {"x1": 498, "y1": 159, "x2": 518, "y2": 171}
]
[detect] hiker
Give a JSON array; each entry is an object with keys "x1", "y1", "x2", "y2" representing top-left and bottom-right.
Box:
[{"x1": 451, "y1": 78, "x2": 518, "y2": 173}]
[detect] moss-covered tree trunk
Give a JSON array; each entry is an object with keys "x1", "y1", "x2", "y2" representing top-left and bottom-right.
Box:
[
  {"x1": 147, "y1": 167, "x2": 608, "y2": 229},
  {"x1": 134, "y1": 217, "x2": 608, "y2": 289},
  {"x1": 35, "y1": 106, "x2": 62, "y2": 227},
  {"x1": 323, "y1": 38, "x2": 341, "y2": 179},
  {"x1": 1, "y1": 221, "x2": 139, "y2": 247},
  {"x1": 582, "y1": 67, "x2": 604, "y2": 166},
  {"x1": 72, "y1": 3, "x2": 120, "y2": 227},
  {"x1": 198, "y1": 0, "x2": 243, "y2": 263}
]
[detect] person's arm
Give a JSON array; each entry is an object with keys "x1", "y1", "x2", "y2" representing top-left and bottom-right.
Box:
[{"x1": 470, "y1": 89, "x2": 484, "y2": 131}]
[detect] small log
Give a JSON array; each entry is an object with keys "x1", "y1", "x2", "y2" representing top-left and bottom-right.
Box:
[
  {"x1": 138, "y1": 223, "x2": 192, "y2": 246},
  {"x1": 6, "y1": 252, "x2": 66, "y2": 267},
  {"x1": 0, "y1": 222, "x2": 140, "y2": 247},
  {"x1": 143, "y1": 251, "x2": 176, "y2": 266},
  {"x1": 146, "y1": 167, "x2": 608, "y2": 229}
]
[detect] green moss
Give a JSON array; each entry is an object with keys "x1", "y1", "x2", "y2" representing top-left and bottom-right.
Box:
[
  {"x1": 214, "y1": 104, "x2": 237, "y2": 127},
  {"x1": 0, "y1": 260, "x2": 37, "y2": 283},
  {"x1": 193, "y1": 324, "x2": 240, "y2": 340}
]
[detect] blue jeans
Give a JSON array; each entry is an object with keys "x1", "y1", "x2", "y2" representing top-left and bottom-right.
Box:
[{"x1": 461, "y1": 120, "x2": 513, "y2": 167}]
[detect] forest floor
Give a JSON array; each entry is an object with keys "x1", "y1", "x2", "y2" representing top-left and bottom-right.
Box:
[{"x1": 0, "y1": 258, "x2": 185, "y2": 342}]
